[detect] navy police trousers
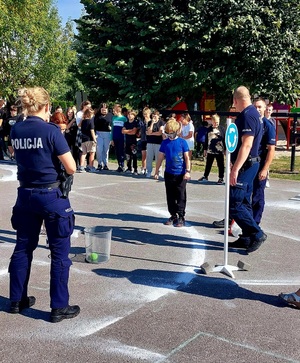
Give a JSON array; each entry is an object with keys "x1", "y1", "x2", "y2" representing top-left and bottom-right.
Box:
[
  {"x1": 252, "y1": 166, "x2": 267, "y2": 225},
  {"x1": 229, "y1": 162, "x2": 264, "y2": 241},
  {"x1": 9, "y1": 187, "x2": 74, "y2": 309}
]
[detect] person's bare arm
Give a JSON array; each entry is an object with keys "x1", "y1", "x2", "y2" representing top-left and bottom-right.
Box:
[
  {"x1": 58, "y1": 152, "x2": 76, "y2": 175},
  {"x1": 230, "y1": 134, "x2": 253, "y2": 186},
  {"x1": 183, "y1": 151, "x2": 191, "y2": 180},
  {"x1": 91, "y1": 129, "x2": 97, "y2": 142},
  {"x1": 259, "y1": 144, "x2": 275, "y2": 180},
  {"x1": 154, "y1": 152, "x2": 165, "y2": 178}
]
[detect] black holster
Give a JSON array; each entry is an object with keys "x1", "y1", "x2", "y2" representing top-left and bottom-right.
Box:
[{"x1": 59, "y1": 171, "x2": 74, "y2": 198}]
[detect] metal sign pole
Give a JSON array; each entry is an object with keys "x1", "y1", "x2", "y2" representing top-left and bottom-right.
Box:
[{"x1": 212, "y1": 118, "x2": 240, "y2": 278}]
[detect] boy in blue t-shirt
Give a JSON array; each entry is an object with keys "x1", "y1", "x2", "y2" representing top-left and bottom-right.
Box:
[{"x1": 154, "y1": 118, "x2": 190, "y2": 227}]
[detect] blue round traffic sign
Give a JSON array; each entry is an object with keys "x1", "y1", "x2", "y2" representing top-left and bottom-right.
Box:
[{"x1": 225, "y1": 123, "x2": 238, "y2": 153}]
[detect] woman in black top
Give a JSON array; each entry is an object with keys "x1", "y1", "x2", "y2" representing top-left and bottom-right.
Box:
[{"x1": 94, "y1": 103, "x2": 112, "y2": 171}]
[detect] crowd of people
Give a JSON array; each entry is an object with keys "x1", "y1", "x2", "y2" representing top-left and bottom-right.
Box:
[{"x1": 46, "y1": 101, "x2": 197, "y2": 178}]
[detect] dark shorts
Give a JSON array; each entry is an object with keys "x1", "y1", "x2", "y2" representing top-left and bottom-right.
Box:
[{"x1": 138, "y1": 140, "x2": 147, "y2": 151}]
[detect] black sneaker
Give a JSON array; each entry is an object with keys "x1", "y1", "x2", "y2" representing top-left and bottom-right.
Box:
[
  {"x1": 164, "y1": 215, "x2": 177, "y2": 225},
  {"x1": 198, "y1": 176, "x2": 208, "y2": 182},
  {"x1": 217, "y1": 178, "x2": 224, "y2": 185},
  {"x1": 229, "y1": 238, "x2": 248, "y2": 249},
  {"x1": 103, "y1": 165, "x2": 109, "y2": 170},
  {"x1": 50, "y1": 305, "x2": 80, "y2": 323},
  {"x1": 247, "y1": 233, "x2": 267, "y2": 253},
  {"x1": 175, "y1": 216, "x2": 185, "y2": 227},
  {"x1": 116, "y1": 166, "x2": 124, "y2": 172},
  {"x1": 213, "y1": 218, "x2": 232, "y2": 228},
  {"x1": 97, "y1": 165, "x2": 102, "y2": 171},
  {"x1": 10, "y1": 296, "x2": 36, "y2": 314},
  {"x1": 213, "y1": 218, "x2": 225, "y2": 228}
]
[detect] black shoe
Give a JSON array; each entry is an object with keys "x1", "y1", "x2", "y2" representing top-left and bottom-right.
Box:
[
  {"x1": 164, "y1": 215, "x2": 178, "y2": 225},
  {"x1": 247, "y1": 233, "x2": 267, "y2": 253},
  {"x1": 174, "y1": 216, "x2": 185, "y2": 227},
  {"x1": 10, "y1": 296, "x2": 36, "y2": 314},
  {"x1": 229, "y1": 238, "x2": 248, "y2": 249},
  {"x1": 50, "y1": 305, "x2": 80, "y2": 323},
  {"x1": 213, "y1": 218, "x2": 232, "y2": 228},
  {"x1": 103, "y1": 165, "x2": 109, "y2": 170}
]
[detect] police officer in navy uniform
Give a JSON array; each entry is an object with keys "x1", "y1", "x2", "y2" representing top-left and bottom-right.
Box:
[
  {"x1": 229, "y1": 86, "x2": 266, "y2": 253},
  {"x1": 252, "y1": 98, "x2": 276, "y2": 225},
  {"x1": 9, "y1": 87, "x2": 80, "y2": 323}
]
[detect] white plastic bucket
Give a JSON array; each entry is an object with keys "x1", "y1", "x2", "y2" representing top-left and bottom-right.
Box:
[{"x1": 84, "y1": 226, "x2": 112, "y2": 263}]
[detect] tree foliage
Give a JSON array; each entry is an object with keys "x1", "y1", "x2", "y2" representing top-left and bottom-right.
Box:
[
  {"x1": 0, "y1": 0, "x2": 77, "y2": 102},
  {"x1": 75, "y1": 0, "x2": 300, "y2": 109}
]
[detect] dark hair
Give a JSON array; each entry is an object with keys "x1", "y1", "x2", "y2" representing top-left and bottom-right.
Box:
[{"x1": 66, "y1": 107, "x2": 75, "y2": 119}]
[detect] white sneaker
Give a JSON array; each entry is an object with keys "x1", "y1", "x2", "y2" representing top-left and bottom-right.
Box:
[
  {"x1": 78, "y1": 166, "x2": 86, "y2": 173},
  {"x1": 86, "y1": 166, "x2": 96, "y2": 173}
]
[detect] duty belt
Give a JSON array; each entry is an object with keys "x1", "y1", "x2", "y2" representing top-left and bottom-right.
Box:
[{"x1": 19, "y1": 181, "x2": 61, "y2": 189}]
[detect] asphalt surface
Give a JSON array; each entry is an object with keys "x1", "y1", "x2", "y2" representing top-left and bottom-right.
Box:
[{"x1": 0, "y1": 159, "x2": 300, "y2": 363}]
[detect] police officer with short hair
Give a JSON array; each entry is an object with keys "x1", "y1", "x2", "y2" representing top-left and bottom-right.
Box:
[
  {"x1": 229, "y1": 86, "x2": 266, "y2": 253},
  {"x1": 9, "y1": 86, "x2": 80, "y2": 323},
  {"x1": 252, "y1": 98, "x2": 276, "y2": 225}
]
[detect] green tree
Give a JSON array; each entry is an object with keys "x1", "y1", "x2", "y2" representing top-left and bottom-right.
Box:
[
  {"x1": 75, "y1": 0, "x2": 300, "y2": 109},
  {"x1": 0, "y1": 0, "x2": 77, "y2": 103},
  {"x1": 196, "y1": 0, "x2": 300, "y2": 108}
]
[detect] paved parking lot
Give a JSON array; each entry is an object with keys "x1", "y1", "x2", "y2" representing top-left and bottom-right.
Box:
[{"x1": 0, "y1": 160, "x2": 300, "y2": 363}]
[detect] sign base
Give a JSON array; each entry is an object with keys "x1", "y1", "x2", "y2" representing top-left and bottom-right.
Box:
[{"x1": 212, "y1": 264, "x2": 240, "y2": 279}]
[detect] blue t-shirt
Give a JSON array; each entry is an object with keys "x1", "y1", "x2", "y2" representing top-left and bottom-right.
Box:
[
  {"x1": 112, "y1": 115, "x2": 127, "y2": 140},
  {"x1": 11, "y1": 116, "x2": 70, "y2": 184},
  {"x1": 196, "y1": 126, "x2": 208, "y2": 143},
  {"x1": 159, "y1": 137, "x2": 189, "y2": 175},
  {"x1": 259, "y1": 117, "x2": 276, "y2": 162},
  {"x1": 232, "y1": 105, "x2": 263, "y2": 162}
]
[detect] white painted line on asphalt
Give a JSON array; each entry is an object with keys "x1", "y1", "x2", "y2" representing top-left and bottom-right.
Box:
[
  {"x1": 263, "y1": 230, "x2": 300, "y2": 243},
  {"x1": 266, "y1": 200, "x2": 300, "y2": 210},
  {"x1": 155, "y1": 330, "x2": 300, "y2": 363},
  {"x1": 101, "y1": 339, "x2": 166, "y2": 361},
  {"x1": 141, "y1": 205, "x2": 206, "y2": 276},
  {"x1": 76, "y1": 316, "x2": 123, "y2": 337},
  {"x1": 0, "y1": 268, "x2": 7, "y2": 276},
  {"x1": 236, "y1": 280, "x2": 300, "y2": 286}
]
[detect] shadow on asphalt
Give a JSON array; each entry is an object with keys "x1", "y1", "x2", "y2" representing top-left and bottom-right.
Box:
[
  {"x1": 92, "y1": 268, "x2": 286, "y2": 308},
  {"x1": 0, "y1": 229, "x2": 16, "y2": 244},
  {"x1": 75, "y1": 212, "x2": 218, "y2": 229},
  {"x1": 74, "y1": 223, "x2": 226, "y2": 252},
  {"x1": 0, "y1": 295, "x2": 51, "y2": 322}
]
